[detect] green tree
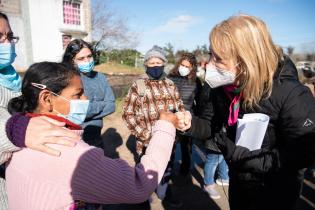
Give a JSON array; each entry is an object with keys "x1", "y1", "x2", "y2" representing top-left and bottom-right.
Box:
[
  {"x1": 175, "y1": 50, "x2": 189, "y2": 60},
  {"x1": 163, "y1": 43, "x2": 176, "y2": 64},
  {"x1": 98, "y1": 49, "x2": 141, "y2": 67},
  {"x1": 192, "y1": 44, "x2": 209, "y2": 58}
]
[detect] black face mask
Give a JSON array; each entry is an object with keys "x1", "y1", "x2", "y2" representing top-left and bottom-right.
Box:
[{"x1": 146, "y1": 66, "x2": 164, "y2": 79}]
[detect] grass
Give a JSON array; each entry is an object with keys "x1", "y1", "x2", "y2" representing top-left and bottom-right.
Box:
[
  {"x1": 95, "y1": 62, "x2": 144, "y2": 75},
  {"x1": 115, "y1": 97, "x2": 124, "y2": 114}
]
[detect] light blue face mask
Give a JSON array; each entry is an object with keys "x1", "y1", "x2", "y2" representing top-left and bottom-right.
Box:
[
  {"x1": 56, "y1": 99, "x2": 90, "y2": 125},
  {"x1": 0, "y1": 43, "x2": 17, "y2": 69},
  {"x1": 77, "y1": 60, "x2": 94, "y2": 73},
  {"x1": 31, "y1": 82, "x2": 90, "y2": 125}
]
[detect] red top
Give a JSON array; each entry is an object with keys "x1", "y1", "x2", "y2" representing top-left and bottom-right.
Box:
[{"x1": 26, "y1": 113, "x2": 81, "y2": 130}]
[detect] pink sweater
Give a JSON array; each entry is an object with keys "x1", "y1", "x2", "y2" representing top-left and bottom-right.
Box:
[{"x1": 5, "y1": 120, "x2": 175, "y2": 210}]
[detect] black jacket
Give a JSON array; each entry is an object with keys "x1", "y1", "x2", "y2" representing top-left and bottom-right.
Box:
[
  {"x1": 168, "y1": 75, "x2": 201, "y2": 111},
  {"x1": 189, "y1": 56, "x2": 315, "y2": 210}
]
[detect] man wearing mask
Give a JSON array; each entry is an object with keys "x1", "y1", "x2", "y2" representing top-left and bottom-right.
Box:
[{"x1": 122, "y1": 45, "x2": 186, "y2": 208}]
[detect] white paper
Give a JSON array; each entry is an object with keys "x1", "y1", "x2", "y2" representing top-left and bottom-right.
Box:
[{"x1": 235, "y1": 113, "x2": 270, "y2": 151}]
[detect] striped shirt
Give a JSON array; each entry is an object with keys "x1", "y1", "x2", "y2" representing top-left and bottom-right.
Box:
[
  {"x1": 6, "y1": 120, "x2": 176, "y2": 210},
  {"x1": 0, "y1": 85, "x2": 21, "y2": 210},
  {"x1": 168, "y1": 76, "x2": 198, "y2": 111}
]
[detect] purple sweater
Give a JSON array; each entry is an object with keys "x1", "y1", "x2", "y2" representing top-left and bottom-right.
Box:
[
  {"x1": 5, "y1": 116, "x2": 176, "y2": 210},
  {"x1": 6, "y1": 113, "x2": 29, "y2": 148}
]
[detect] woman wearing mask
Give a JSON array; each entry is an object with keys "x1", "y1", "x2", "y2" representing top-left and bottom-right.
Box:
[
  {"x1": 168, "y1": 52, "x2": 200, "y2": 176},
  {"x1": 196, "y1": 59, "x2": 207, "y2": 84},
  {"x1": 122, "y1": 45, "x2": 185, "y2": 207},
  {"x1": 6, "y1": 62, "x2": 179, "y2": 210},
  {"x1": 0, "y1": 12, "x2": 79, "y2": 209},
  {"x1": 62, "y1": 39, "x2": 115, "y2": 148},
  {"x1": 184, "y1": 14, "x2": 315, "y2": 210}
]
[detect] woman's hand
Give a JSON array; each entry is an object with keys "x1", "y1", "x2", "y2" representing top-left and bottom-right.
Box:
[
  {"x1": 214, "y1": 132, "x2": 236, "y2": 161},
  {"x1": 175, "y1": 111, "x2": 192, "y2": 131},
  {"x1": 159, "y1": 111, "x2": 180, "y2": 128},
  {"x1": 25, "y1": 116, "x2": 80, "y2": 156}
]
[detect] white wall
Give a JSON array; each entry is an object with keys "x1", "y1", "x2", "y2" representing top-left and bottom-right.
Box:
[
  {"x1": 8, "y1": 0, "x2": 92, "y2": 70},
  {"x1": 28, "y1": 0, "x2": 65, "y2": 63},
  {"x1": 8, "y1": 15, "x2": 28, "y2": 70}
]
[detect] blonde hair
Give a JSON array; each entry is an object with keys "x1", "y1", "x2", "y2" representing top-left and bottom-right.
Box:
[{"x1": 210, "y1": 14, "x2": 283, "y2": 109}]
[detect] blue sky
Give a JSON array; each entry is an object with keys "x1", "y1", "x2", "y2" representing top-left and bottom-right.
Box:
[{"x1": 101, "y1": 0, "x2": 315, "y2": 54}]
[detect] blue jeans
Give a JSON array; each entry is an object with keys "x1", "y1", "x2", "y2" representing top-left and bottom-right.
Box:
[{"x1": 204, "y1": 152, "x2": 229, "y2": 185}]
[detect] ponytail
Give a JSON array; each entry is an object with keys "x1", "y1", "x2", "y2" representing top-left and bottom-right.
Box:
[{"x1": 8, "y1": 95, "x2": 27, "y2": 114}]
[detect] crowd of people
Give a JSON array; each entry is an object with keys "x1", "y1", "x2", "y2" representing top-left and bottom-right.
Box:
[{"x1": 0, "y1": 11, "x2": 314, "y2": 210}]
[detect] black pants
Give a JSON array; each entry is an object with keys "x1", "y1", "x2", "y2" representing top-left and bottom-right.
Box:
[
  {"x1": 229, "y1": 169, "x2": 304, "y2": 210},
  {"x1": 82, "y1": 125, "x2": 103, "y2": 149},
  {"x1": 178, "y1": 135, "x2": 192, "y2": 175}
]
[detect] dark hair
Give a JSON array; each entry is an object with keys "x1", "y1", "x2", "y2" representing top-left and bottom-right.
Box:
[
  {"x1": 8, "y1": 62, "x2": 79, "y2": 114},
  {"x1": 0, "y1": 12, "x2": 9, "y2": 21},
  {"x1": 168, "y1": 52, "x2": 197, "y2": 81},
  {"x1": 62, "y1": 39, "x2": 94, "y2": 64}
]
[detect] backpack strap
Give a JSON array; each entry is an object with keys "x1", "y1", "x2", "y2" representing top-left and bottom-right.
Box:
[
  {"x1": 136, "y1": 78, "x2": 146, "y2": 97},
  {"x1": 163, "y1": 78, "x2": 180, "y2": 112},
  {"x1": 135, "y1": 78, "x2": 150, "y2": 130}
]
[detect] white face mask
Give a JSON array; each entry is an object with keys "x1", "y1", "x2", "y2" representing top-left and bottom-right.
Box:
[
  {"x1": 178, "y1": 66, "x2": 190, "y2": 77},
  {"x1": 205, "y1": 64, "x2": 236, "y2": 88},
  {"x1": 196, "y1": 67, "x2": 205, "y2": 79}
]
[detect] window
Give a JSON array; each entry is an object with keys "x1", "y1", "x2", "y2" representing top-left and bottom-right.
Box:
[{"x1": 63, "y1": 1, "x2": 81, "y2": 25}]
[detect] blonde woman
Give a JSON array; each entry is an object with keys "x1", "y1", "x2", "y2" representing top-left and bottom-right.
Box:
[{"x1": 184, "y1": 14, "x2": 315, "y2": 210}]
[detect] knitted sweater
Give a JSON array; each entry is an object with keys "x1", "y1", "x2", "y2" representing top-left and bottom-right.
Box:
[
  {"x1": 122, "y1": 78, "x2": 184, "y2": 154},
  {"x1": 5, "y1": 116, "x2": 176, "y2": 210},
  {"x1": 0, "y1": 85, "x2": 21, "y2": 210}
]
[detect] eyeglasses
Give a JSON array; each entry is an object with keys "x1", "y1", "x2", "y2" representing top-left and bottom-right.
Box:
[{"x1": 0, "y1": 32, "x2": 19, "y2": 44}]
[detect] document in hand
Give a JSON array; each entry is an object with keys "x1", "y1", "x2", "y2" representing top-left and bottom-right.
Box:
[{"x1": 235, "y1": 113, "x2": 270, "y2": 151}]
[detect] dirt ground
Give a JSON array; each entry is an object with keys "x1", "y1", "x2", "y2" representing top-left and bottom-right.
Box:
[
  {"x1": 100, "y1": 110, "x2": 315, "y2": 210},
  {"x1": 101, "y1": 112, "x2": 230, "y2": 210}
]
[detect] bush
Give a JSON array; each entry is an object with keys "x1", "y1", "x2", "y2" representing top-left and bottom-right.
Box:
[{"x1": 99, "y1": 49, "x2": 141, "y2": 67}]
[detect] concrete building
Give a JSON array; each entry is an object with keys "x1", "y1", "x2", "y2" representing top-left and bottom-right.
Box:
[{"x1": 0, "y1": 0, "x2": 92, "y2": 70}]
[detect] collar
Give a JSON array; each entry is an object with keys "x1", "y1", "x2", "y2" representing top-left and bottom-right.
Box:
[
  {"x1": 26, "y1": 113, "x2": 82, "y2": 130},
  {"x1": 81, "y1": 70, "x2": 96, "y2": 78},
  {"x1": 223, "y1": 84, "x2": 242, "y2": 95}
]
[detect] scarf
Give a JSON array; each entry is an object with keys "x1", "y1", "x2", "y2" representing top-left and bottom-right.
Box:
[
  {"x1": 26, "y1": 113, "x2": 82, "y2": 130},
  {"x1": 0, "y1": 65, "x2": 22, "y2": 92},
  {"x1": 223, "y1": 85, "x2": 242, "y2": 126}
]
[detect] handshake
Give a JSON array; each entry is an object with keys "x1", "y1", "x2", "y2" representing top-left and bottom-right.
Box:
[{"x1": 159, "y1": 111, "x2": 192, "y2": 132}]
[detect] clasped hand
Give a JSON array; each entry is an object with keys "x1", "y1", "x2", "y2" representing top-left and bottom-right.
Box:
[
  {"x1": 159, "y1": 110, "x2": 192, "y2": 131},
  {"x1": 175, "y1": 111, "x2": 192, "y2": 131}
]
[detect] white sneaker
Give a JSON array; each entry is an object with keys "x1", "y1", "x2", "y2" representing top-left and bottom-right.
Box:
[
  {"x1": 204, "y1": 184, "x2": 221, "y2": 199},
  {"x1": 216, "y1": 179, "x2": 229, "y2": 186}
]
